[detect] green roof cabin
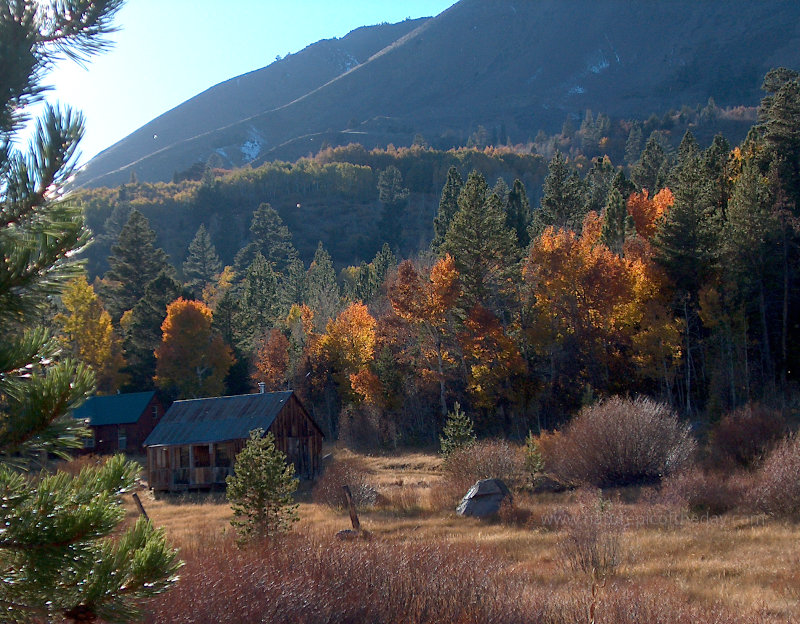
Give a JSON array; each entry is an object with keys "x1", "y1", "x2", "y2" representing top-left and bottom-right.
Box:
[{"x1": 72, "y1": 391, "x2": 164, "y2": 455}]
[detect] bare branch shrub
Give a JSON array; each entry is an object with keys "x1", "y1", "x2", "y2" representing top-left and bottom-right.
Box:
[
  {"x1": 710, "y1": 402, "x2": 785, "y2": 469},
  {"x1": 433, "y1": 439, "x2": 523, "y2": 509},
  {"x1": 754, "y1": 433, "x2": 800, "y2": 517},
  {"x1": 659, "y1": 469, "x2": 752, "y2": 515},
  {"x1": 312, "y1": 454, "x2": 378, "y2": 509},
  {"x1": 555, "y1": 489, "x2": 621, "y2": 578},
  {"x1": 540, "y1": 396, "x2": 696, "y2": 487}
]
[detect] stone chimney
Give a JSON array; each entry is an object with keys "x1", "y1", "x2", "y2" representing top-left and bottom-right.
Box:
[{"x1": 258, "y1": 382, "x2": 266, "y2": 394}]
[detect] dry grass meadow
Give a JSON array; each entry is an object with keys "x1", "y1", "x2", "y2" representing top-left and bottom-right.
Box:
[{"x1": 109, "y1": 445, "x2": 800, "y2": 623}]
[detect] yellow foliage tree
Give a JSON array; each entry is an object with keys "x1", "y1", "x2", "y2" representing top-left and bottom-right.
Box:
[
  {"x1": 316, "y1": 301, "x2": 376, "y2": 402},
  {"x1": 56, "y1": 276, "x2": 127, "y2": 393}
]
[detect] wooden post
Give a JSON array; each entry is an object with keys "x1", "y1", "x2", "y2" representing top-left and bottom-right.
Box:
[
  {"x1": 342, "y1": 485, "x2": 360, "y2": 532},
  {"x1": 132, "y1": 492, "x2": 150, "y2": 523}
]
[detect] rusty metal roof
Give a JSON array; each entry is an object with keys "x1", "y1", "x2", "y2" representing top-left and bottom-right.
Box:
[{"x1": 143, "y1": 391, "x2": 293, "y2": 447}]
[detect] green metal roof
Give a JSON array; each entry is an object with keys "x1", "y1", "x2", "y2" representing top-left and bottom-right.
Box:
[
  {"x1": 72, "y1": 391, "x2": 156, "y2": 426},
  {"x1": 143, "y1": 391, "x2": 295, "y2": 447}
]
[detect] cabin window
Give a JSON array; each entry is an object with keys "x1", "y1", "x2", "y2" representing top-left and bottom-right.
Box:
[
  {"x1": 179, "y1": 446, "x2": 189, "y2": 467},
  {"x1": 118, "y1": 427, "x2": 127, "y2": 450},
  {"x1": 84, "y1": 430, "x2": 95, "y2": 449},
  {"x1": 215, "y1": 445, "x2": 231, "y2": 467},
  {"x1": 152, "y1": 405, "x2": 159, "y2": 418},
  {"x1": 193, "y1": 445, "x2": 210, "y2": 467}
]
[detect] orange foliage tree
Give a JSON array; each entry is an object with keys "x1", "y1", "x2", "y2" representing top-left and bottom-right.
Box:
[
  {"x1": 524, "y1": 213, "x2": 680, "y2": 409},
  {"x1": 388, "y1": 255, "x2": 460, "y2": 415},
  {"x1": 155, "y1": 298, "x2": 235, "y2": 399},
  {"x1": 252, "y1": 329, "x2": 290, "y2": 391},
  {"x1": 458, "y1": 306, "x2": 526, "y2": 421}
]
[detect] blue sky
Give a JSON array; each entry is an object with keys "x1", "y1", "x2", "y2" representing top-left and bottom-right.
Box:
[{"x1": 38, "y1": 1, "x2": 455, "y2": 165}]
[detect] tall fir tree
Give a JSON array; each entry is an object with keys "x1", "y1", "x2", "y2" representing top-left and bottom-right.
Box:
[
  {"x1": 234, "y1": 203, "x2": 298, "y2": 275},
  {"x1": 505, "y1": 178, "x2": 532, "y2": 248},
  {"x1": 632, "y1": 133, "x2": 668, "y2": 194},
  {"x1": 443, "y1": 171, "x2": 518, "y2": 313},
  {"x1": 530, "y1": 151, "x2": 586, "y2": 238},
  {"x1": 0, "y1": 2, "x2": 179, "y2": 619},
  {"x1": 377, "y1": 165, "x2": 409, "y2": 252},
  {"x1": 183, "y1": 224, "x2": 221, "y2": 296},
  {"x1": 600, "y1": 188, "x2": 634, "y2": 255},
  {"x1": 120, "y1": 270, "x2": 184, "y2": 391},
  {"x1": 235, "y1": 252, "x2": 281, "y2": 352},
  {"x1": 103, "y1": 209, "x2": 172, "y2": 320},
  {"x1": 432, "y1": 166, "x2": 463, "y2": 252},
  {"x1": 306, "y1": 242, "x2": 341, "y2": 331},
  {"x1": 584, "y1": 156, "x2": 617, "y2": 215}
]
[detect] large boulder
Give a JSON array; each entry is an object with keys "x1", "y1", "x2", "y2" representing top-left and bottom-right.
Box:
[{"x1": 456, "y1": 478, "x2": 512, "y2": 517}]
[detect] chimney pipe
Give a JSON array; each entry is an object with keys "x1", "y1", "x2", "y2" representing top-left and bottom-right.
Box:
[{"x1": 258, "y1": 382, "x2": 266, "y2": 394}]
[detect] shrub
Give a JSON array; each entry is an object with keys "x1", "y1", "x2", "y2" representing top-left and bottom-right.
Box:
[
  {"x1": 555, "y1": 489, "x2": 621, "y2": 578},
  {"x1": 754, "y1": 433, "x2": 800, "y2": 517},
  {"x1": 659, "y1": 469, "x2": 751, "y2": 515},
  {"x1": 226, "y1": 429, "x2": 299, "y2": 541},
  {"x1": 540, "y1": 396, "x2": 696, "y2": 487},
  {"x1": 710, "y1": 403, "x2": 785, "y2": 468},
  {"x1": 435, "y1": 439, "x2": 523, "y2": 509},
  {"x1": 523, "y1": 431, "x2": 545, "y2": 479},
  {"x1": 312, "y1": 454, "x2": 378, "y2": 509}
]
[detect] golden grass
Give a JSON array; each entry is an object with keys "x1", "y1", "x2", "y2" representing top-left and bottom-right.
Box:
[{"x1": 117, "y1": 448, "x2": 800, "y2": 623}]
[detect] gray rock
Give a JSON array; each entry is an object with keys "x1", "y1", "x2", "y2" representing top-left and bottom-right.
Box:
[{"x1": 456, "y1": 478, "x2": 512, "y2": 517}]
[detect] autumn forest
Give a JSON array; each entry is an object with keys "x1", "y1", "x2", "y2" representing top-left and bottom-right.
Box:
[{"x1": 60, "y1": 67, "x2": 800, "y2": 447}]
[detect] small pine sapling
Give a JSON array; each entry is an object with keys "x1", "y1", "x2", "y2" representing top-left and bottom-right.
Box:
[
  {"x1": 439, "y1": 402, "x2": 476, "y2": 458},
  {"x1": 226, "y1": 429, "x2": 299, "y2": 542}
]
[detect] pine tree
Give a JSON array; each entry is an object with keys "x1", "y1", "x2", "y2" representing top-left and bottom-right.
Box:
[
  {"x1": 0, "y1": 2, "x2": 179, "y2": 619},
  {"x1": 235, "y1": 253, "x2": 280, "y2": 352},
  {"x1": 432, "y1": 166, "x2": 463, "y2": 252},
  {"x1": 439, "y1": 403, "x2": 476, "y2": 458},
  {"x1": 443, "y1": 171, "x2": 519, "y2": 312},
  {"x1": 632, "y1": 133, "x2": 668, "y2": 194},
  {"x1": 584, "y1": 156, "x2": 617, "y2": 215},
  {"x1": 600, "y1": 188, "x2": 634, "y2": 255},
  {"x1": 759, "y1": 68, "x2": 800, "y2": 211},
  {"x1": 226, "y1": 429, "x2": 299, "y2": 541},
  {"x1": 625, "y1": 122, "x2": 644, "y2": 166},
  {"x1": 306, "y1": 242, "x2": 341, "y2": 331},
  {"x1": 104, "y1": 209, "x2": 172, "y2": 320},
  {"x1": 183, "y1": 224, "x2": 221, "y2": 296},
  {"x1": 377, "y1": 165, "x2": 409, "y2": 251},
  {"x1": 121, "y1": 270, "x2": 184, "y2": 391},
  {"x1": 234, "y1": 203, "x2": 298, "y2": 275},
  {"x1": 505, "y1": 178, "x2": 532, "y2": 248},
  {"x1": 530, "y1": 151, "x2": 586, "y2": 238}
]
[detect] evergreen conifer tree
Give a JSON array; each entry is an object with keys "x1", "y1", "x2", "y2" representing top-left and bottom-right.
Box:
[
  {"x1": 377, "y1": 165, "x2": 409, "y2": 251},
  {"x1": 234, "y1": 203, "x2": 298, "y2": 276},
  {"x1": 306, "y1": 242, "x2": 341, "y2": 331},
  {"x1": 226, "y1": 429, "x2": 299, "y2": 541},
  {"x1": 505, "y1": 178, "x2": 532, "y2": 248},
  {"x1": 443, "y1": 172, "x2": 518, "y2": 312},
  {"x1": 600, "y1": 188, "x2": 634, "y2": 255},
  {"x1": 530, "y1": 151, "x2": 586, "y2": 238},
  {"x1": 432, "y1": 166, "x2": 463, "y2": 252},
  {"x1": 0, "y1": 2, "x2": 179, "y2": 619},
  {"x1": 120, "y1": 270, "x2": 184, "y2": 390},
  {"x1": 183, "y1": 224, "x2": 221, "y2": 296},
  {"x1": 632, "y1": 133, "x2": 668, "y2": 194},
  {"x1": 104, "y1": 209, "x2": 172, "y2": 320},
  {"x1": 439, "y1": 403, "x2": 476, "y2": 458},
  {"x1": 235, "y1": 253, "x2": 280, "y2": 352}
]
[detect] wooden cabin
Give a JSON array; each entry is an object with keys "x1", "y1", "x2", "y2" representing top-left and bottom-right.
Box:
[
  {"x1": 72, "y1": 391, "x2": 164, "y2": 454},
  {"x1": 143, "y1": 390, "x2": 323, "y2": 491}
]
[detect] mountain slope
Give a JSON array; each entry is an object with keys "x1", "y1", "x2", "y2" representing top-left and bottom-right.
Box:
[{"x1": 77, "y1": 0, "x2": 800, "y2": 188}]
